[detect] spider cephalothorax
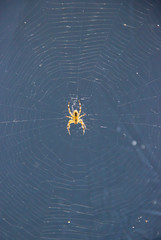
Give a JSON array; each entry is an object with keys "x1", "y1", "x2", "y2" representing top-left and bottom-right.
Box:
[{"x1": 66, "y1": 100, "x2": 86, "y2": 135}]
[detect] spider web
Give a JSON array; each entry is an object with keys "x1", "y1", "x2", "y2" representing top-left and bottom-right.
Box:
[{"x1": 1, "y1": 0, "x2": 161, "y2": 239}]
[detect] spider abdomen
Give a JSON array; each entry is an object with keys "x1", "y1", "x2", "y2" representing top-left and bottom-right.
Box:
[{"x1": 74, "y1": 111, "x2": 78, "y2": 124}]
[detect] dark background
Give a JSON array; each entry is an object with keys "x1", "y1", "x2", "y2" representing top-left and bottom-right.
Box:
[{"x1": 0, "y1": 0, "x2": 161, "y2": 239}]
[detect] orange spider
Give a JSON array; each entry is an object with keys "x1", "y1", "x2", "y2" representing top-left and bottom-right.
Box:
[{"x1": 66, "y1": 100, "x2": 86, "y2": 135}]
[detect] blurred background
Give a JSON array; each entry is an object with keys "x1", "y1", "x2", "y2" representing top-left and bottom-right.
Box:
[{"x1": 0, "y1": 0, "x2": 161, "y2": 239}]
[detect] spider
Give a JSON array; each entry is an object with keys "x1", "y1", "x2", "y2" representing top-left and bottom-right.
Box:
[{"x1": 66, "y1": 100, "x2": 86, "y2": 135}]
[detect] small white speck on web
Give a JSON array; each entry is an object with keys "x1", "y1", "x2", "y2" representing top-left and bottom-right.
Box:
[
  {"x1": 140, "y1": 144, "x2": 145, "y2": 149},
  {"x1": 152, "y1": 200, "x2": 157, "y2": 205},
  {"x1": 131, "y1": 140, "x2": 137, "y2": 146}
]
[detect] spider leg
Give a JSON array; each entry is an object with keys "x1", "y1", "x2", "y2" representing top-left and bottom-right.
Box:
[
  {"x1": 79, "y1": 113, "x2": 86, "y2": 118},
  {"x1": 67, "y1": 119, "x2": 74, "y2": 135},
  {"x1": 78, "y1": 100, "x2": 81, "y2": 115},
  {"x1": 66, "y1": 116, "x2": 73, "y2": 119},
  {"x1": 68, "y1": 102, "x2": 73, "y2": 116},
  {"x1": 79, "y1": 119, "x2": 86, "y2": 135}
]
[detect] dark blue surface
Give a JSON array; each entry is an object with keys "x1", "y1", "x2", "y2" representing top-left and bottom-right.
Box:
[{"x1": 0, "y1": 0, "x2": 161, "y2": 239}]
